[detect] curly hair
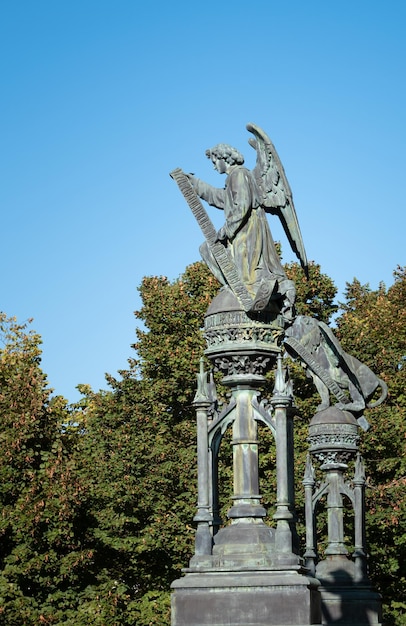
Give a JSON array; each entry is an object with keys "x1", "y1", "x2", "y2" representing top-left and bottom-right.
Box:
[{"x1": 205, "y1": 143, "x2": 244, "y2": 166}]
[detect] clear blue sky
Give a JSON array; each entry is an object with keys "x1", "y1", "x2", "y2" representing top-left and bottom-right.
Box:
[{"x1": 2, "y1": 1, "x2": 405, "y2": 402}]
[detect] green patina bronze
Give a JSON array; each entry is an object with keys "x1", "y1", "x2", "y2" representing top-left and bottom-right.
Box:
[{"x1": 170, "y1": 123, "x2": 386, "y2": 626}]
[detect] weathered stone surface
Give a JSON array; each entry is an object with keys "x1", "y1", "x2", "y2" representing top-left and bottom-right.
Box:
[
  {"x1": 171, "y1": 570, "x2": 321, "y2": 626},
  {"x1": 318, "y1": 585, "x2": 382, "y2": 626}
]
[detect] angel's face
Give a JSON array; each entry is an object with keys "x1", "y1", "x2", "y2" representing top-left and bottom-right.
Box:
[{"x1": 212, "y1": 157, "x2": 228, "y2": 175}]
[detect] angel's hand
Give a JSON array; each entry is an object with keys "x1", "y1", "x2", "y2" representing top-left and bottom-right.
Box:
[
  {"x1": 216, "y1": 226, "x2": 227, "y2": 242},
  {"x1": 185, "y1": 172, "x2": 196, "y2": 185}
]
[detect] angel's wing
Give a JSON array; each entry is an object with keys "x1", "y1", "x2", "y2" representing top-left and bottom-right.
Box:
[{"x1": 247, "y1": 122, "x2": 308, "y2": 275}]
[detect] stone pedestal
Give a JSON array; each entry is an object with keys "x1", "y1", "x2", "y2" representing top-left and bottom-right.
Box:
[
  {"x1": 317, "y1": 557, "x2": 382, "y2": 625},
  {"x1": 172, "y1": 570, "x2": 321, "y2": 626}
]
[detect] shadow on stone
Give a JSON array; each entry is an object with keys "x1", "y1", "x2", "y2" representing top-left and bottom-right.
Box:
[{"x1": 318, "y1": 565, "x2": 382, "y2": 625}]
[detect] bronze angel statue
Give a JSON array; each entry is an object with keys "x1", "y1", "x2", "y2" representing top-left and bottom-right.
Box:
[{"x1": 171, "y1": 123, "x2": 307, "y2": 319}]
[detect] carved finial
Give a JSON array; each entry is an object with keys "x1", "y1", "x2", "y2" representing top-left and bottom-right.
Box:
[
  {"x1": 208, "y1": 371, "x2": 218, "y2": 405},
  {"x1": 194, "y1": 358, "x2": 210, "y2": 403},
  {"x1": 354, "y1": 452, "x2": 366, "y2": 484},
  {"x1": 273, "y1": 354, "x2": 293, "y2": 398},
  {"x1": 303, "y1": 453, "x2": 315, "y2": 485}
]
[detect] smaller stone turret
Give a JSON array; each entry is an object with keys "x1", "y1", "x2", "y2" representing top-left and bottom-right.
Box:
[{"x1": 304, "y1": 406, "x2": 383, "y2": 625}]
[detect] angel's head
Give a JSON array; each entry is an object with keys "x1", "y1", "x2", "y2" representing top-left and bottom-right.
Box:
[{"x1": 205, "y1": 144, "x2": 244, "y2": 173}]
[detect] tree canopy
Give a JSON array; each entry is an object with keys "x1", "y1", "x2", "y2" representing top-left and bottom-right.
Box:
[{"x1": 0, "y1": 263, "x2": 404, "y2": 625}]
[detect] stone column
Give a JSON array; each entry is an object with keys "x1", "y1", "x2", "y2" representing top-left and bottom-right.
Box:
[
  {"x1": 171, "y1": 289, "x2": 321, "y2": 626},
  {"x1": 303, "y1": 454, "x2": 317, "y2": 576},
  {"x1": 271, "y1": 355, "x2": 299, "y2": 565},
  {"x1": 190, "y1": 360, "x2": 213, "y2": 567}
]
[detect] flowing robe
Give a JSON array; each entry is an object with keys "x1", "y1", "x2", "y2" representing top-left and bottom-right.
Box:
[{"x1": 194, "y1": 166, "x2": 290, "y2": 303}]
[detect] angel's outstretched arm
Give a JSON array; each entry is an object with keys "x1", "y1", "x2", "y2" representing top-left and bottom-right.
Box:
[{"x1": 187, "y1": 175, "x2": 226, "y2": 210}]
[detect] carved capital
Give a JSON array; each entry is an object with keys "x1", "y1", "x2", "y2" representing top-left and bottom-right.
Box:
[{"x1": 213, "y1": 353, "x2": 273, "y2": 378}]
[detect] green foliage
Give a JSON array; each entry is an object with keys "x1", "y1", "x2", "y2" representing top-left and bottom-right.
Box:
[
  {"x1": 54, "y1": 263, "x2": 221, "y2": 623},
  {"x1": 0, "y1": 262, "x2": 404, "y2": 624},
  {"x1": 285, "y1": 260, "x2": 338, "y2": 323},
  {"x1": 0, "y1": 315, "x2": 92, "y2": 624},
  {"x1": 335, "y1": 267, "x2": 406, "y2": 625}
]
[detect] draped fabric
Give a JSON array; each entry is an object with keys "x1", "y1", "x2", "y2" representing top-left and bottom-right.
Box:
[{"x1": 195, "y1": 166, "x2": 287, "y2": 299}]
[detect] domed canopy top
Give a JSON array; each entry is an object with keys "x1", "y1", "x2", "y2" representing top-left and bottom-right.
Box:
[{"x1": 310, "y1": 406, "x2": 358, "y2": 427}]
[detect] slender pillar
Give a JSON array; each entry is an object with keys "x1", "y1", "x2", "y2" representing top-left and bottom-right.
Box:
[
  {"x1": 324, "y1": 469, "x2": 348, "y2": 556},
  {"x1": 303, "y1": 454, "x2": 317, "y2": 575},
  {"x1": 190, "y1": 361, "x2": 213, "y2": 565},
  {"x1": 228, "y1": 386, "x2": 266, "y2": 520},
  {"x1": 353, "y1": 453, "x2": 368, "y2": 583},
  {"x1": 271, "y1": 355, "x2": 298, "y2": 564}
]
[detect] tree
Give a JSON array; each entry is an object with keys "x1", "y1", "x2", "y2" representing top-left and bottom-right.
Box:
[
  {"x1": 0, "y1": 314, "x2": 93, "y2": 624},
  {"x1": 285, "y1": 260, "x2": 337, "y2": 323},
  {"x1": 335, "y1": 268, "x2": 406, "y2": 625}
]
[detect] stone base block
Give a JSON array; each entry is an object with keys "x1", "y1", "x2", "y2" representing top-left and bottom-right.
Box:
[
  {"x1": 171, "y1": 570, "x2": 321, "y2": 626},
  {"x1": 316, "y1": 556, "x2": 382, "y2": 625},
  {"x1": 319, "y1": 585, "x2": 382, "y2": 625}
]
